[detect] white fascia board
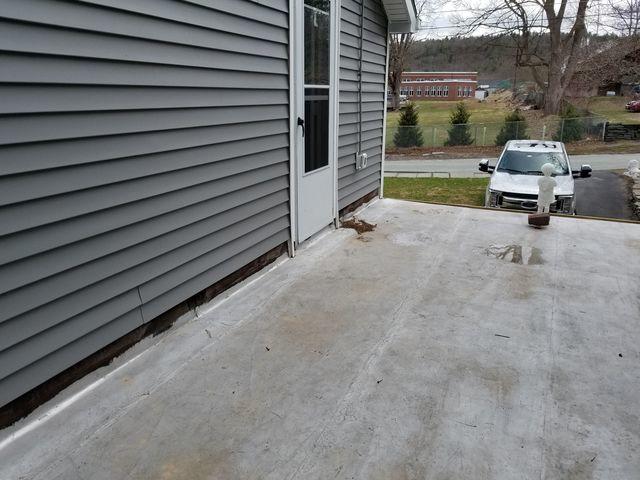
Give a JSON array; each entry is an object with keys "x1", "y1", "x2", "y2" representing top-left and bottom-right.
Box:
[{"x1": 382, "y1": 0, "x2": 418, "y2": 33}]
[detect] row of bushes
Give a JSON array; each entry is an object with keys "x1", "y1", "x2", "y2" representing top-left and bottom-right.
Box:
[{"x1": 393, "y1": 102, "x2": 587, "y2": 148}]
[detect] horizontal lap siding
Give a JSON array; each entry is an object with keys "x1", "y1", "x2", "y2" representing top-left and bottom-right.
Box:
[
  {"x1": 0, "y1": 0, "x2": 290, "y2": 406},
  {"x1": 338, "y1": 0, "x2": 388, "y2": 209}
]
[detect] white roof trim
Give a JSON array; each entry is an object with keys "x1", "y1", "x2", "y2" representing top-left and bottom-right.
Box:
[{"x1": 381, "y1": 0, "x2": 418, "y2": 33}]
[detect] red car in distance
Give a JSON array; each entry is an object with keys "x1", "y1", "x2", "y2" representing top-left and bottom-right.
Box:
[{"x1": 626, "y1": 100, "x2": 640, "y2": 112}]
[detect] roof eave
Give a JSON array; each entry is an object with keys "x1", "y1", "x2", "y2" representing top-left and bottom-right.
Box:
[{"x1": 382, "y1": 0, "x2": 419, "y2": 33}]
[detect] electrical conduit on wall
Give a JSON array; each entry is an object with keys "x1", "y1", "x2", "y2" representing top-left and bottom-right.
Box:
[{"x1": 356, "y1": 0, "x2": 367, "y2": 170}]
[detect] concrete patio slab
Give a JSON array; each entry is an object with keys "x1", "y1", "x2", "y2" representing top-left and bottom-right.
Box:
[{"x1": 1, "y1": 199, "x2": 639, "y2": 480}]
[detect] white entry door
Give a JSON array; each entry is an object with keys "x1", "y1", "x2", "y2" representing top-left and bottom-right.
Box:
[{"x1": 294, "y1": 0, "x2": 336, "y2": 243}]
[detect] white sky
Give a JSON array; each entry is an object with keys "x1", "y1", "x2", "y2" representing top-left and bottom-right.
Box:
[{"x1": 414, "y1": 0, "x2": 628, "y2": 39}]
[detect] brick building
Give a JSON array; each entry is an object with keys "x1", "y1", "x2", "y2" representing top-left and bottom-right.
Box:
[{"x1": 396, "y1": 72, "x2": 478, "y2": 101}]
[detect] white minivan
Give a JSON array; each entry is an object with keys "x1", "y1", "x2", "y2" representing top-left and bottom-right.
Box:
[{"x1": 479, "y1": 140, "x2": 592, "y2": 214}]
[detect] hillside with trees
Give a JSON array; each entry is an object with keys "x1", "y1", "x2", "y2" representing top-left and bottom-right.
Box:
[{"x1": 405, "y1": 34, "x2": 621, "y2": 87}]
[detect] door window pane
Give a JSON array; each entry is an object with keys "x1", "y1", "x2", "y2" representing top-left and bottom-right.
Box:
[
  {"x1": 304, "y1": 0, "x2": 330, "y2": 85},
  {"x1": 304, "y1": 88, "x2": 329, "y2": 173}
]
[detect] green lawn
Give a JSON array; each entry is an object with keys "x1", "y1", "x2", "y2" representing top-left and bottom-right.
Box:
[
  {"x1": 384, "y1": 177, "x2": 490, "y2": 206},
  {"x1": 385, "y1": 96, "x2": 640, "y2": 150},
  {"x1": 385, "y1": 98, "x2": 522, "y2": 148},
  {"x1": 387, "y1": 99, "x2": 510, "y2": 127},
  {"x1": 579, "y1": 96, "x2": 640, "y2": 124}
]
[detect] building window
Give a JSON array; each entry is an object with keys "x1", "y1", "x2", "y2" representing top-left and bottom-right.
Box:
[
  {"x1": 443, "y1": 86, "x2": 449, "y2": 97},
  {"x1": 430, "y1": 86, "x2": 436, "y2": 96},
  {"x1": 400, "y1": 89, "x2": 407, "y2": 95},
  {"x1": 457, "y1": 86, "x2": 463, "y2": 97},
  {"x1": 436, "y1": 85, "x2": 442, "y2": 97}
]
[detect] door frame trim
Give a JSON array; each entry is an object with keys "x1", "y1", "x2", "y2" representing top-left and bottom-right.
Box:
[
  {"x1": 288, "y1": 0, "x2": 297, "y2": 256},
  {"x1": 289, "y1": 0, "x2": 340, "y2": 246},
  {"x1": 331, "y1": 0, "x2": 341, "y2": 228}
]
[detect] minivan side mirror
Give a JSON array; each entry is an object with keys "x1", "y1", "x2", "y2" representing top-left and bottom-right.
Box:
[
  {"x1": 573, "y1": 164, "x2": 592, "y2": 178},
  {"x1": 478, "y1": 159, "x2": 494, "y2": 173}
]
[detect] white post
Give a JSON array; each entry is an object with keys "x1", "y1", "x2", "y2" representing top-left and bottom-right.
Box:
[
  {"x1": 483, "y1": 126, "x2": 487, "y2": 146},
  {"x1": 542, "y1": 125, "x2": 546, "y2": 140}
]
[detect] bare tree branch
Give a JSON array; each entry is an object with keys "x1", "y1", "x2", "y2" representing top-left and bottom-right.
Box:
[
  {"x1": 451, "y1": 0, "x2": 593, "y2": 114},
  {"x1": 387, "y1": 0, "x2": 437, "y2": 110}
]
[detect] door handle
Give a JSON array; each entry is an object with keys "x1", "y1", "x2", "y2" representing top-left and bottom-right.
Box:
[{"x1": 297, "y1": 117, "x2": 305, "y2": 137}]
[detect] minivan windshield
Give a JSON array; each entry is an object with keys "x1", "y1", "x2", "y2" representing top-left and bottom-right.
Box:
[{"x1": 496, "y1": 151, "x2": 569, "y2": 175}]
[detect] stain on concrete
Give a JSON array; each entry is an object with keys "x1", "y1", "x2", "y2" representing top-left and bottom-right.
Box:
[
  {"x1": 527, "y1": 247, "x2": 544, "y2": 265},
  {"x1": 625, "y1": 238, "x2": 640, "y2": 250},
  {"x1": 154, "y1": 449, "x2": 236, "y2": 480},
  {"x1": 341, "y1": 218, "x2": 376, "y2": 234},
  {"x1": 389, "y1": 231, "x2": 432, "y2": 246},
  {"x1": 543, "y1": 446, "x2": 597, "y2": 480},
  {"x1": 484, "y1": 245, "x2": 544, "y2": 265},
  {"x1": 423, "y1": 209, "x2": 455, "y2": 216}
]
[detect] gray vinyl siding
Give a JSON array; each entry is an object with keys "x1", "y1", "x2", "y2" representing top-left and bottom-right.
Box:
[
  {"x1": 338, "y1": 0, "x2": 388, "y2": 208},
  {"x1": 0, "y1": 0, "x2": 290, "y2": 406}
]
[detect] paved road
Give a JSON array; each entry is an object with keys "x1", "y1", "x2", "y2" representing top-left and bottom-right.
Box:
[
  {"x1": 575, "y1": 170, "x2": 635, "y2": 219},
  {"x1": 385, "y1": 153, "x2": 639, "y2": 178}
]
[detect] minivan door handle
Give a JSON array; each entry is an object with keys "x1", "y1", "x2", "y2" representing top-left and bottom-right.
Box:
[{"x1": 297, "y1": 117, "x2": 305, "y2": 137}]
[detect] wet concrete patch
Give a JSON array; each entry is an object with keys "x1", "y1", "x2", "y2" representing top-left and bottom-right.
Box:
[{"x1": 484, "y1": 244, "x2": 544, "y2": 265}]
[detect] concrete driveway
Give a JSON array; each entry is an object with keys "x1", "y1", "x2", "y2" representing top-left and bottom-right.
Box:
[{"x1": 1, "y1": 199, "x2": 639, "y2": 479}]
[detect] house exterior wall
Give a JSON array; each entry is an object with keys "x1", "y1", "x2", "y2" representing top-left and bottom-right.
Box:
[
  {"x1": 0, "y1": 0, "x2": 292, "y2": 407},
  {"x1": 397, "y1": 71, "x2": 478, "y2": 101},
  {"x1": 0, "y1": 0, "x2": 394, "y2": 408},
  {"x1": 338, "y1": 0, "x2": 388, "y2": 208}
]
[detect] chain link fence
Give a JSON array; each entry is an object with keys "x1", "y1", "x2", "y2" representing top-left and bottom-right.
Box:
[{"x1": 386, "y1": 115, "x2": 608, "y2": 149}]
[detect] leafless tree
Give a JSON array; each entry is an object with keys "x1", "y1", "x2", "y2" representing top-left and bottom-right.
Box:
[
  {"x1": 454, "y1": 0, "x2": 591, "y2": 115},
  {"x1": 387, "y1": 1, "x2": 433, "y2": 110},
  {"x1": 570, "y1": 35, "x2": 640, "y2": 103},
  {"x1": 605, "y1": 0, "x2": 640, "y2": 35},
  {"x1": 388, "y1": 34, "x2": 413, "y2": 110}
]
